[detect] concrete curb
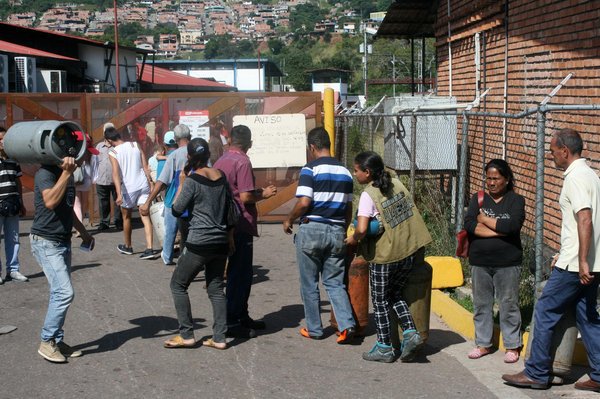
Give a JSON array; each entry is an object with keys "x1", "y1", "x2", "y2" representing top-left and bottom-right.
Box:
[{"x1": 430, "y1": 289, "x2": 589, "y2": 366}]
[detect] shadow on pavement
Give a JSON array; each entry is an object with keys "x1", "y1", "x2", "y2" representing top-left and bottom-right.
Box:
[
  {"x1": 25, "y1": 262, "x2": 102, "y2": 280},
  {"x1": 252, "y1": 264, "x2": 269, "y2": 285},
  {"x1": 259, "y1": 304, "x2": 305, "y2": 335},
  {"x1": 76, "y1": 315, "x2": 205, "y2": 354}
]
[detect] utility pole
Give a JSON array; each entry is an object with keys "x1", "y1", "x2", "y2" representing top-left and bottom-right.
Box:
[
  {"x1": 363, "y1": 21, "x2": 368, "y2": 100},
  {"x1": 113, "y1": 0, "x2": 120, "y2": 93},
  {"x1": 391, "y1": 53, "x2": 396, "y2": 97}
]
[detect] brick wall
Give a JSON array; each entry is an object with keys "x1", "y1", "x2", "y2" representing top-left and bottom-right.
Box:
[{"x1": 435, "y1": 0, "x2": 600, "y2": 250}]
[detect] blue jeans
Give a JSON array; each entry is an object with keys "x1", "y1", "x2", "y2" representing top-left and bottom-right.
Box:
[
  {"x1": 525, "y1": 267, "x2": 600, "y2": 384},
  {"x1": 162, "y1": 206, "x2": 178, "y2": 263},
  {"x1": 0, "y1": 215, "x2": 20, "y2": 274},
  {"x1": 226, "y1": 232, "x2": 254, "y2": 326},
  {"x1": 30, "y1": 235, "x2": 73, "y2": 343},
  {"x1": 295, "y1": 222, "x2": 355, "y2": 336}
]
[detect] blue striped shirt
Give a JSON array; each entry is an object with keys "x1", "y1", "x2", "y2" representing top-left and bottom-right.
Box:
[{"x1": 296, "y1": 157, "x2": 353, "y2": 224}]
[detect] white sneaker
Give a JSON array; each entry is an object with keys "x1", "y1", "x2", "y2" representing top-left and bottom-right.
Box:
[
  {"x1": 9, "y1": 271, "x2": 29, "y2": 282},
  {"x1": 0, "y1": 275, "x2": 4, "y2": 285}
]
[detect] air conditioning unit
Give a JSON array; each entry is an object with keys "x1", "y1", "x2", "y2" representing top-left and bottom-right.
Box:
[
  {"x1": 0, "y1": 55, "x2": 8, "y2": 93},
  {"x1": 38, "y1": 70, "x2": 67, "y2": 93},
  {"x1": 14, "y1": 56, "x2": 37, "y2": 93}
]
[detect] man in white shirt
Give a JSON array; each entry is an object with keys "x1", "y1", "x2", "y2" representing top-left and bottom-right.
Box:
[{"x1": 503, "y1": 128, "x2": 600, "y2": 392}]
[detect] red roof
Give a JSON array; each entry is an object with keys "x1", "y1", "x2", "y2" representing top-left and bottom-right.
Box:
[
  {"x1": 0, "y1": 40, "x2": 79, "y2": 60},
  {"x1": 138, "y1": 64, "x2": 234, "y2": 90}
]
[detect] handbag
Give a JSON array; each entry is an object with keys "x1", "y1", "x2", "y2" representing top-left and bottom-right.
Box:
[
  {"x1": 455, "y1": 190, "x2": 484, "y2": 258},
  {"x1": 224, "y1": 185, "x2": 241, "y2": 228}
]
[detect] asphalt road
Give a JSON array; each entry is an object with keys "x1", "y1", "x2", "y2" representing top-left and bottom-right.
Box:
[{"x1": 0, "y1": 219, "x2": 594, "y2": 399}]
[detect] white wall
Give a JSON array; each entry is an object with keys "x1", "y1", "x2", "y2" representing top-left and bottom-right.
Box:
[{"x1": 176, "y1": 66, "x2": 265, "y2": 91}]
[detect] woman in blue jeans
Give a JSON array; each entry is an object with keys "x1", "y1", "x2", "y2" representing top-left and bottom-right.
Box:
[
  {"x1": 163, "y1": 138, "x2": 234, "y2": 350},
  {"x1": 464, "y1": 159, "x2": 525, "y2": 363}
]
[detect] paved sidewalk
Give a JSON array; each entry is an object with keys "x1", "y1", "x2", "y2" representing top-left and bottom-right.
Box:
[{"x1": 0, "y1": 219, "x2": 593, "y2": 399}]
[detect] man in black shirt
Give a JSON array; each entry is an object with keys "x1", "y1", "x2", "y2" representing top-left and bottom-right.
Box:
[{"x1": 31, "y1": 154, "x2": 94, "y2": 364}]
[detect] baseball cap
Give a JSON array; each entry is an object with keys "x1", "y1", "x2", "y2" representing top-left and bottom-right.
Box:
[
  {"x1": 74, "y1": 131, "x2": 100, "y2": 155},
  {"x1": 163, "y1": 130, "x2": 176, "y2": 146}
]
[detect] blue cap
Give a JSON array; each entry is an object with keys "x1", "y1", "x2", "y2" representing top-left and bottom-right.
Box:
[{"x1": 163, "y1": 131, "x2": 176, "y2": 146}]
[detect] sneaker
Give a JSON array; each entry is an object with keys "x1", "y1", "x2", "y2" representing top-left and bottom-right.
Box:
[
  {"x1": 362, "y1": 342, "x2": 396, "y2": 363},
  {"x1": 299, "y1": 327, "x2": 324, "y2": 340},
  {"x1": 117, "y1": 244, "x2": 133, "y2": 255},
  {"x1": 226, "y1": 325, "x2": 257, "y2": 339},
  {"x1": 161, "y1": 250, "x2": 176, "y2": 266},
  {"x1": 336, "y1": 327, "x2": 356, "y2": 344},
  {"x1": 400, "y1": 330, "x2": 423, "y2": 362},
  {"x1": 0, "y1": 275, "x2": 3, "y2": 285},
  {"x1": 241, "y1": 318, "x2": 266, "y2": 330},
  {"x1": 8, "y1": 271, "x2": 29, "y2": 282},
  {"x1": 139, "y1": 249, "x2": 157, "y2": 260},
  {"x1": 38, "y1": 340, "x2": 67, "y2": 363},
  {"x1": 56, "y1": 341, "x2": 82, "y2": 358}
]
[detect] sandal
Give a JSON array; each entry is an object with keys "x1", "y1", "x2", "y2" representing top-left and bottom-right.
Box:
[
  {"x1": 504, "y1": 349, "x2": 520, "y2": 363},
  {"x1": 468, "y1": 346, "x2": 492, "y2": 359},
  {"x1": 202, "y1": 338, "x2": 227, "y2": 350},
  {"x1": 163, "y1": 335, "x2": 195, "y2": 348}
]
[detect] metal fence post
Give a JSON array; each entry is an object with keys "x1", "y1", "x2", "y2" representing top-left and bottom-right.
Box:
[
  {"x1": 410, "y1": 113, "x2": 417, "y2": 199},
  {"x1": 343, "y1": 116, "x2": 349, "y2": 166},
  {"x1": 534, "y1": 109, "x2": 546, "y2": 300},
  {"x1": 455, "y1": 111, "x2": 470, "y2": 235}
]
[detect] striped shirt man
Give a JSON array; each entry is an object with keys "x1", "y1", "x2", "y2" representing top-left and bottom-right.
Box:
[
  {"x1": 0, "y1": 159, "x2": 22, "y2": 201},
  {"x1": 296, "y1": 156, "x2": 353, "y2": 225}
]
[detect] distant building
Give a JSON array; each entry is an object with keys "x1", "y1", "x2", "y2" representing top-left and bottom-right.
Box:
[
  {"x1": 308, "y1": 68, "x2": 350, "y2": 105},
  {"x1": 152, "y1": 59, "x2": 284, "y2": 92}
]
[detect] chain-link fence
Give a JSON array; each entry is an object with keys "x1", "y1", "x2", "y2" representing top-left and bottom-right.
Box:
[{"x1": 336, "y1": 99, "x2": 600, "y2": 304}]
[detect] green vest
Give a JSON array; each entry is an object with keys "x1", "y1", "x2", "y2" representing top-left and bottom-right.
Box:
[{"x1": 358, "y1": 178, "x2": 432, "y2": 264}]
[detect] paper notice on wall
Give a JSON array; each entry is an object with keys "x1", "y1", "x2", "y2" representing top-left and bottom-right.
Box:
[
  {"x1": 232, "y1": 114, "x2": 307, "y2": 168},
  {"x1": 178, "y1": 110, "x2": 209, "y2": 140}
]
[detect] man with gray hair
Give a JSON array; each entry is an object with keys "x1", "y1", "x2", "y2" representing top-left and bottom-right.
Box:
[
  {"x1": 140, "y1": 124, "x2": 192, "y2": 265},
  {"x1": 503, "y1": 128, "x2": 600, "y2": 392}
]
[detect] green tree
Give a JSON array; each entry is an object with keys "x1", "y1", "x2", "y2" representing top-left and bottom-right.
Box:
[{"x1": 289, "y1": 3, "x2": 326, "y2": 32}]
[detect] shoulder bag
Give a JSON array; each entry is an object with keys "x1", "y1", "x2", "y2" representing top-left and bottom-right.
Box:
[{"x1": 455, "y1": 190, "x2": 484, "y2": 258}]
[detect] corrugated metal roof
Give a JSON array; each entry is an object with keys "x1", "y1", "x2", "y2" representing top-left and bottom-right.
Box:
[
  {"x1": 0, "y1": 40, "x2": 79, "y2": 61},
  {"x1": 376, "y1": 0, "x2": 439, "y2": 38}
]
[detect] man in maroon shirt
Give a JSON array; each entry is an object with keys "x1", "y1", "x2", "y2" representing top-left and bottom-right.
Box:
[{"x1": 214, "y1": 125, "x2": 276, "y2": 338}]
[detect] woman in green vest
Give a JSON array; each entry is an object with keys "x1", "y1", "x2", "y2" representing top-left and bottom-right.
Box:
[{"x1": 346, "y1": 151, "x2": 432, "y2": 363}]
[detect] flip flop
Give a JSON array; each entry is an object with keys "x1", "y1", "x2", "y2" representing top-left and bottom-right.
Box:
[
  {"x1": 468, "y1": 346, "x2": 492, "y2": 359},
  {"x1": 202, "y1": 338, "x2": 227, "y2": 350},
  {"x1": 163, "y1": 335, "x2": 195, "y2": 348}
]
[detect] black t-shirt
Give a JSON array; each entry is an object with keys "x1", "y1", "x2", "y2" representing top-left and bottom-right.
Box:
[
  {"x1": 464, "y1": 190, "x2": 525, "y2": 267},
  {"x1": 31, "y1": 165, "x2": 75, "y2": 242}
]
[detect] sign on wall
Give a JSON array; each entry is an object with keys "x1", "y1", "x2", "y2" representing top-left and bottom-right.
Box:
[
  {"x1": 178, "y1": 110, "x2": 209, "y2": 140},
  {"x1": 232, "y1": 114, "x2": 307, "y2": 168}
]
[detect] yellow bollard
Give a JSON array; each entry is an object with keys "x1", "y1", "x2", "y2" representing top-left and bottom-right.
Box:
[{"x1": 324, "y1": 88, "x2": 335, "y2": 156}]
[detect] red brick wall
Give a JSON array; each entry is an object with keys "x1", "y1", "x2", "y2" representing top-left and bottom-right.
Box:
[{"x1": 435, "y1": 0, "x2": 600, "y2": 249}]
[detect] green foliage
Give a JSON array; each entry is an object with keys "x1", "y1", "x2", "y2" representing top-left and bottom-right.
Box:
[
  {"x1": 289, "y1": 3, "x2": 326, "y2": 32},
  {"x1": 204, "y1": 35, "x2": 257, "y2": 59},
  {"x1": 98, "y1": 22, "x2": 178, "y2": 47}
]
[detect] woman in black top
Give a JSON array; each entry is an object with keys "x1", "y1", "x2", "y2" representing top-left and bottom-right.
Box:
[
  {"x1": 464, "y1": 159, "x2": 525, "y2": 363},
  {"x1": 163, "y1": 138, "x2": 233, "y2": 350}
]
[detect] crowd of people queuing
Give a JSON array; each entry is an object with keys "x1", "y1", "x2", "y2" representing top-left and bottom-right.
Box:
[{"x1": 0, "y1": 120, "x2": 598, "y2": 393}]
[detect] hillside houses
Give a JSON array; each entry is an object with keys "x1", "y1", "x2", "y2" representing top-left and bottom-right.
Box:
[{"x1": 2, "y1": 0, "x2": 380, "y2": 58}]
